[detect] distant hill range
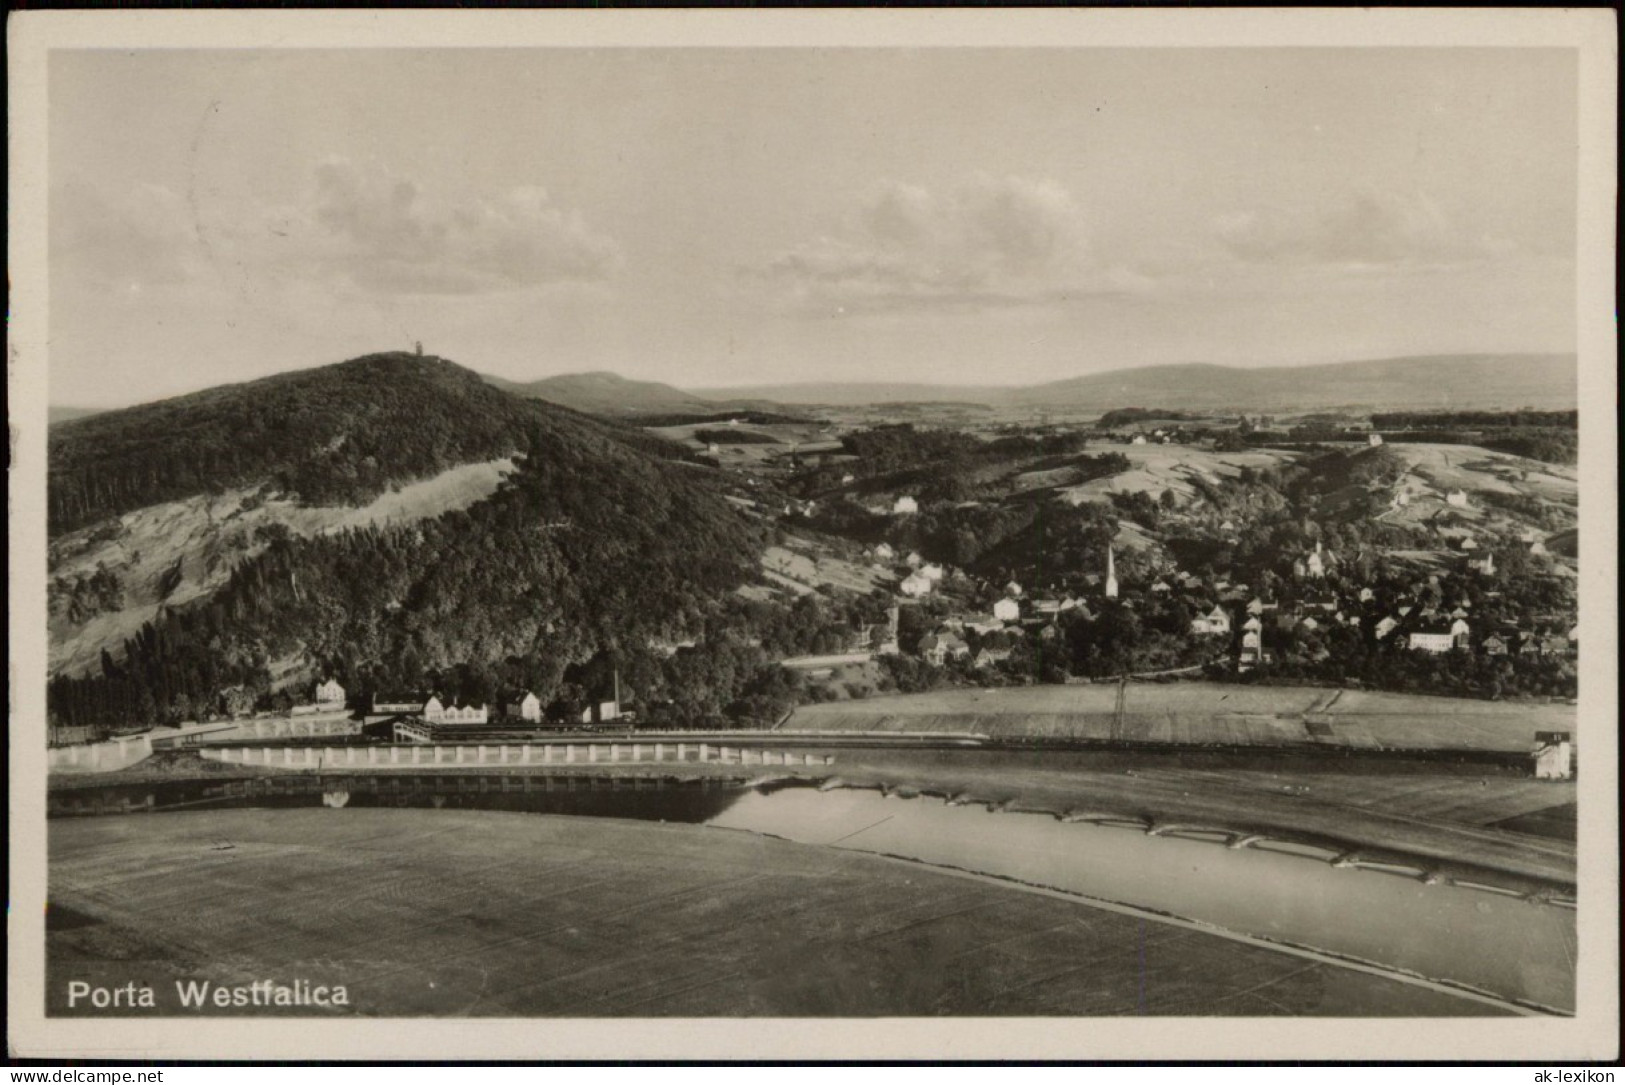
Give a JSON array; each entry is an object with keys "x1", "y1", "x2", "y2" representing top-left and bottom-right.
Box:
[
  {"x1": 689, "y1": 354, "x2": 1578, "y2": 412},
  {"x1": 57, "y1": 353, "x2": 1576, "y2": 426},
  {"x1": 486, "y1": 369, "x2": 779, "y2": 417}
]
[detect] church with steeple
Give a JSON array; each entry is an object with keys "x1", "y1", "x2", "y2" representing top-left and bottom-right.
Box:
[{"x1": 1104, "y1": 544, "x2": 1119, "y2": 599}]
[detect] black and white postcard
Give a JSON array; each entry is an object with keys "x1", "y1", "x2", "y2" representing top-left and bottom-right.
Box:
[{"x1": 8, "y1": 8, "x2": 1617, "y2": 1063}]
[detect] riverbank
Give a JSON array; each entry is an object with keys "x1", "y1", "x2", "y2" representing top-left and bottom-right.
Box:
[
  {"x1": 49, "y1": 808, "x2": 1517, "y2": 1018},
  {"x1": 50, "y1": 747, "x2": 1575, "y2": 891}
]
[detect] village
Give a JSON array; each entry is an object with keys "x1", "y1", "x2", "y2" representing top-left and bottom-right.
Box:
[{"x1": 215, "y1": 415, "x2": 1578, "y2": 744}]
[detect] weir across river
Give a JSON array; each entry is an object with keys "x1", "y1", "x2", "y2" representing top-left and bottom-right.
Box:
[{"x1": 199, "y1": 739, "x2": 837, "y2": 769}]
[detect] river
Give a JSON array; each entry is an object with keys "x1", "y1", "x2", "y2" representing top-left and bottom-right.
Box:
[{"x1": 49, "y1": 773, "x2": 1575, "y2": 1012}]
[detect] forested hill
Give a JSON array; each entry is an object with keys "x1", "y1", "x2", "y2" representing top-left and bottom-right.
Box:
[
  {"x1": 48, "y1": 353, "x2": 628, "y2": 536},
  {"x1": 47, "y1": 352, "x2": 769, "y2": 730}
]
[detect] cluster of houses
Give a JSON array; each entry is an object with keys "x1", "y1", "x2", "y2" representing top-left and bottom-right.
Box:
[
  {"x1": 301, "y1": 671, "x2": 639, "y2": 729},
  {"x1": 875, "y1": 521, "x2": 1575, "y2": 678},
  {"x1": 891, "y1": 546, "x2": 1130, "y2": 671},
  {"x1": 1182, "y1": 580, "x2": 1576, "y2": 670}
]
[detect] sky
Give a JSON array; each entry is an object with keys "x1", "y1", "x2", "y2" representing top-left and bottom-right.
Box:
[{"x1": 48, "y1": 47, "x2": 1578, "y2": 407}]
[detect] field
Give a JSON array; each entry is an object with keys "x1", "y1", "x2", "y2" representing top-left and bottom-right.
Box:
[
  {"x1": 786, "y1": 683, "x2": 1578, "y2": 753},
  {"x1": 1386, "y1": 443, "x2": 1576, "y2": 503},
  {"x1": 1369, "y1": 443, "x2": 1577, "y2": 538},
  {"x1": 48, "y1": 808, "x2": 1507, "y2": 1017},
  {"x1": 1051, "y1": 444, "x2": 1297, "y2": 507},
  {"x1": 760, "y1": 535, "x2": 892, "y2": 595}
]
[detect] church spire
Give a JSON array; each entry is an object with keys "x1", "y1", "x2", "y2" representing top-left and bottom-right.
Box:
[{"x1": 1104, "y1": 543, "x2": 1119, "y2": 599}]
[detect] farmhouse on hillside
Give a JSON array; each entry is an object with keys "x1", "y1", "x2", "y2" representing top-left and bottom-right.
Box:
[
  {"x1": 899, "y1": 571, "x2": 934, "y2": 598},
  {"x1": 1190, "y1": 605, "x2": 1231, "y2": 636},
  {"x1": 919, "y1": 631, "x2": 970, "y2": 667}
]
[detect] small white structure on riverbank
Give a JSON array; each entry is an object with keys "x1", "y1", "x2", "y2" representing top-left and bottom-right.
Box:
[{"x1": 1532, "y1": 731, "x2": 1572, "y2": 780}]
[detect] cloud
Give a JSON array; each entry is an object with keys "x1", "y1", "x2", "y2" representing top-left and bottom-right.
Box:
[
  {"x1": 1213, "y1": 189, "x2": 1512, "y2": 267},
  {"x1": 753, "y1": 176, "x2": 1127, "y2": 313},
  {"x1": 301, "y1": 158, "x2": 622, "y2": 294},
  {"x1": 51, "y1": 181, "x2": 202, "y2": 289}
]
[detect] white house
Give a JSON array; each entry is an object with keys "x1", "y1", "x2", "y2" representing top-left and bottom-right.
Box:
[
  {"x1": 1408, "y1": 629, "x2": 1456, "y2": 654},
  {"x1": 973, "y1": 632, "x2": 1017, "y2": 668},
  {"x1": 992, "y1": 597, "x2": 1021, "y2": 623},
  {"x1": 1368, "y1": 433, "x2": 1384, "y2": 447},
  {"x1": 581, "y1": 700, "x2": 622, "y2": 725},
  {"x1": 873, "y1": 542, "x2": 895, "y2": 561},
  {"x1": 905, "y1": 550, "x2": 924, "y2": 568},
  {"x1": 919, "y1": 631, "x2": 970, "y2": 667},
  {"x1": 893, "y1": 495, "x2": 919, "y2": 515},
  {"x1": 424, "y1": 697, "x2": 489, "y2": 725},
  {"x1": 899, "y1": 572, "x2": 934, "y2": 598},
  {"x1": 1190, "y1": 605, "x2": 1231, "y2": 636},
  {"x1": 1131, "y1": 435, "x2": 1148, "y2": 445},
  {"x1": 314, "y1": 678, "x2": 346, "y2": 706},
  {"x1": 516, "y1": 691, "x2": 542, "y2": 722},
  {"x1": 1446, "y1": 489, "x2": 1470, "y2": 508},
  {"x1": 1238, "y1": 630, "x2": 1267, "y2": 669},
  {"x1": 1005, "y1": 580, "x2": 1024, "y2": 598},
  {"x1": 1374, "y1": 616, "x2": 1400, "y2": 641},
  {"x1": 1533, "y1": 731, "x2": 1573, "y2": 780},
  {"x1": 919, "y1": 563, "x2": 946, "y2": 582}
]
